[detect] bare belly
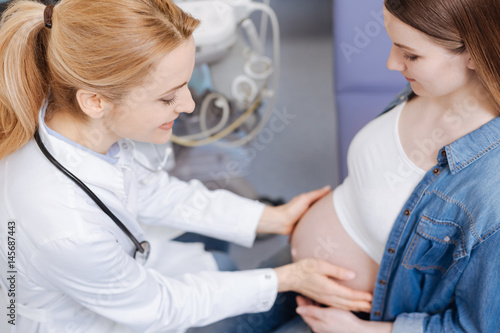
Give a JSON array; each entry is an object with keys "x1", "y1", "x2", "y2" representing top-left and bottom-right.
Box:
[{"x1": 290, "y1": 191, "x2": 379, "y2": 293}]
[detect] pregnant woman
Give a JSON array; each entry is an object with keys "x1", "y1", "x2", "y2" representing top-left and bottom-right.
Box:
[{"x1": 289, "y1": 0, "x2": 500, "y2": 332}]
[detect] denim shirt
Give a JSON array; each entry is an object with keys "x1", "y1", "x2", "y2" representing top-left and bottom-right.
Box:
[{"x1": 372, "y1": 85, "x2": 500, "y2": 332}]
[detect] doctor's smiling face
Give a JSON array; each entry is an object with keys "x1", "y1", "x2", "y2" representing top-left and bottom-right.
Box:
[
  {"x1": 102, "y1": 37, "x2": 196, "y2": 145},
  {"x1": 383, "y1": 8, "x2": 477, "y2": 98}
]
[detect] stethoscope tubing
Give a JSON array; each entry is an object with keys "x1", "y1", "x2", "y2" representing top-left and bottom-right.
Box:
[{"x1": 34, "y1": 130, "x2": 146, "y2": 255}]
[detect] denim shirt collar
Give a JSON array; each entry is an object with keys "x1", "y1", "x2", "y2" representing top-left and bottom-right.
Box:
[
  {"x1": 445, "y1": 116, "x2": 500, "y2": 174},
  {"x1": 384, "y1": 84, "x2": 500, "y2": 175}
]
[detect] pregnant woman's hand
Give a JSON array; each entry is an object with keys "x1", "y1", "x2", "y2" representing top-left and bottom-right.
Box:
[
  {"x1": 274, "y1": 258, "x2": 373, "y2": 312},
  {"x1": 296, "y1": 296, "x2": 393, "y2": 333},
  {"x1": 257, "y1": 186, "x2": 331, "y2": 235}
]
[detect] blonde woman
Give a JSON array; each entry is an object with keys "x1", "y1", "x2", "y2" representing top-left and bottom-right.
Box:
[{"x1": 0, "y1": 0, "x2": 372, "y2": 332}]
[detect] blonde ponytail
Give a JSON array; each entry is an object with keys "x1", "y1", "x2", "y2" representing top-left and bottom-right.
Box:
[
  {"x1": 0, "y1": 1, "x2": 49, "y2": 160},
  {"x1": 0, "y1": 0, "x2": 199, "y2": 160}
]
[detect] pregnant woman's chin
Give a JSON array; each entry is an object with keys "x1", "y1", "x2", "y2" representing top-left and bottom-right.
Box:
[{"x1": 290, "y1": 191, "x2": 379, "y2": 293}]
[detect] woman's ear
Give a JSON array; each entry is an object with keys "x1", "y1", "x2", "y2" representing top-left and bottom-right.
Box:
[
  {"x1": 76, "y1": 89, "x2": 112, "y2": 119},
  {"x1": 465, "y1": 52, "x2": 476, "y2": 70}
]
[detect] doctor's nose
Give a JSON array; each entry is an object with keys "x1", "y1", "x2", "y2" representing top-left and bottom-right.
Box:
[
  {"x1": 387, "y1": 46, "x2": 406, "y2": 72},
  {"x1": 176, "y1": 86, "x2": 195, "y2": 115}
]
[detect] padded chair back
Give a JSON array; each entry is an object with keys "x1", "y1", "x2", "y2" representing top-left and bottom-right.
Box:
[{"x1": 333, "y1": 1, "x2": 406, "y2": 179}]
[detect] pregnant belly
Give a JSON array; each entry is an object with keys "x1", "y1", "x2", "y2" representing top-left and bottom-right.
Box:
[{"x1": 290, "y1": 191, "x2": 379, "y2": 293}]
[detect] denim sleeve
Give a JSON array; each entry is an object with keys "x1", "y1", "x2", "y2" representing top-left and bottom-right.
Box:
[{"x1": 392, "y1": 313, "x2": 426, "y2": 333}]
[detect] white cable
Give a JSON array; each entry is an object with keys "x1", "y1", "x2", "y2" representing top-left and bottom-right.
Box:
[
  {"x1": 174, "y1": 92, "x2": 231, "y2": 141},
  {"x1": 231, "y1": 75, "x2": 259, "y2": 105},
  {"x1": 260, "y1": 0, "x2": 271, "y2": 47},
  {"x1": 244, "y1": 55, "x2": 273, "y2": 80},
  {"x1": 199, "y1": 92, "x2": 231, "y2": 134},
  {"x1": 241, "y1": 18, "x2": 263, "y2": 55}
]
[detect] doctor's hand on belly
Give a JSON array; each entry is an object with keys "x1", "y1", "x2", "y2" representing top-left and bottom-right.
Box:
[
  {"x1": 256, "y1": 185, "x2": 332, "y2": 235},
  {"x1": 258, "y1": 186, "x2": 373, "y2": 313}
]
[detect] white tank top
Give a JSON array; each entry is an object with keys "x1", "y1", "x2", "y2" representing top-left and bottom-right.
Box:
[{"x1": 333, "y1": 101, "x2": 426, "y2": 264}]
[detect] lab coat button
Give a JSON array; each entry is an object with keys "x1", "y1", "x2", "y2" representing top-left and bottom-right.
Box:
[{"x1": 121, "y1": 143, "x2": 128, "y2": 149}]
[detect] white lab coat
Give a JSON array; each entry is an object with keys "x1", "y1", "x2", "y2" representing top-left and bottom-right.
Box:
[{"x1": 0, "y1": 106, "x2": 278, "y2": 333}]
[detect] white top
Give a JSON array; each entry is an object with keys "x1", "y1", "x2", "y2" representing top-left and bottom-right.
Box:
[
  {"x1": 333, "y1": 101, "x2": 426, "y2": 264},
  {"x1": 0, "y1": 103, "x2": 277, "y2": 333}
]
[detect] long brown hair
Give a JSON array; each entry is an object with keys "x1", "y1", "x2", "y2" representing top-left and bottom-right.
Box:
[
  {"x1": 0, "y1": 0, "x2": 199, "y2": 160},
  {"x1": 385, "y1": 0, "x2": 500, "y2": 112}
]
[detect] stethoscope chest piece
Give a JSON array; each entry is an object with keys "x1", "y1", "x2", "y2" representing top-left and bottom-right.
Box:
[{"x1": 134, "y1": 241, "x2": 151, "y2": 265}]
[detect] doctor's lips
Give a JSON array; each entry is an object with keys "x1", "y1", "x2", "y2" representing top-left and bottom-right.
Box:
[{"x1": 159, "y1": 119, "x2": 176, "y2": 130}]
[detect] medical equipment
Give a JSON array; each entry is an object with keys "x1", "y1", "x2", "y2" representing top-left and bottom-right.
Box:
[
  {"x1": 172, "y1": 0, "x2": 280, "y2": 148},
  {"x1": 34, "y1": 131, "x2": 151, "y2": 264}
]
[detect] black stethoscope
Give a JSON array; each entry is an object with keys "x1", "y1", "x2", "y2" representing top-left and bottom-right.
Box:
[{"x1": 34, "y1": 130, "x2": 150, "y2": 264}]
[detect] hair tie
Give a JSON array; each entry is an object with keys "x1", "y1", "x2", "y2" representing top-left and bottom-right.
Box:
[{"x1": 44, "y1": 5, "x2": 55, "y2": 29}]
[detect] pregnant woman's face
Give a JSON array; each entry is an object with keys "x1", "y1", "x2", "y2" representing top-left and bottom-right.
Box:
[
  {"x1": 384, "y1": 8, "x2": 476, "y2": 99},
  {"x1": 290, "y1": 192, "x2": 379, "y2": 293}
]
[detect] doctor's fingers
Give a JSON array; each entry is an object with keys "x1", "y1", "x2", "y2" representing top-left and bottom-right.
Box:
[
  {"x1": 303, "y1": 287, "x2": 372, "y2": 312},
  {"x1": 297, "y1": 258, "x2": 359, "y2": 282},
  {"x1": 295, "y1": 259, "x2": 373, "y2": 301},
  {"x1": 296, "y1": 277, "x2": 371, "y2": 312},
  {"x1": 320, "y1": 294, "x2": 372, "y2": 313},
  {"x1": 296, "y1": 295, "x2": 315, "y2": 307},
  {"x1": 287, "y1": 186, "x2": 331, "y2": 210},
  {"x1": 297, "y1": 185, "x2": 331, "y2": 203}
]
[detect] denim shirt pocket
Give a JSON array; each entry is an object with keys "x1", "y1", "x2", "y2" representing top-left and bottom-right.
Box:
[{"x1": 403, "y1": 216, "x2": 467, "y2": 275}]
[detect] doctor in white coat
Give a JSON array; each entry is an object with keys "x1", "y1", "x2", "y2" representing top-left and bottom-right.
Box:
[{"x1": 0, "y1": 0, "x2": 373, "y2": 332}]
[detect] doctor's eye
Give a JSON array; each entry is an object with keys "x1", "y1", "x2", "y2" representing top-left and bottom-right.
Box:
[
  {"x1": 403, "y1": 53, "x2": 419, "y2": 62},
  {"x1": 161, "y1": 97, "x2": 177, "y2": 106}
]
